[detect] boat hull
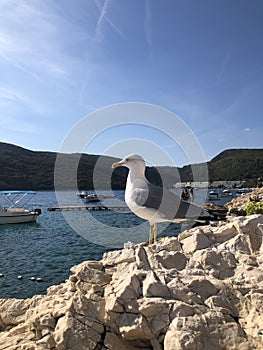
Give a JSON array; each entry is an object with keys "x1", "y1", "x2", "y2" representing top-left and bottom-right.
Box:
[
  {"x1": 0, "y1": 210, "x2": 41, "y2": 224},
  {"x1": 86, "y1": 198, "x2": 100, "y2": 203},
  {"x1": 86, "y1": 194, "x2": 100, "y2": 203},
  {"x1": 208, "y1": 196, "x2": 220, "y2": 201}
]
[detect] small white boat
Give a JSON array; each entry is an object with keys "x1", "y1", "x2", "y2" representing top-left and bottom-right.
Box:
[
  {"x1": 208, "y1": 191, "x2": 220, "y2": 201},
  {"x1": 0, "y1": 191, "x2": 41, "y2": 224},
  {"x1": 221, "y1": 189, "x2": 233, "y2": 197},
  {"x1": 76, "y1": 190, "x2": 89, "y2": 199},
  {"x1": 236, "y1": 189, "x2": 251, "y2": 195}
]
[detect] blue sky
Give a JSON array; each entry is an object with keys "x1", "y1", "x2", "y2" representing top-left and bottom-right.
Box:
[{"x1": 0, "y1": 0, "x2": 262, "y2": 166}]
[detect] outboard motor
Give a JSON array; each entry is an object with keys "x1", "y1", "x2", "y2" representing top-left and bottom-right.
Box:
[{"x1": 34, "y1": 208, "x2": 42, "y2": 216}]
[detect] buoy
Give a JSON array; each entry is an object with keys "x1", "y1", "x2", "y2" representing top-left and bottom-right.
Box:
[
  {"x1": 36, "y1": 278, "x2": 42, "y2": 282},
  {"x1": 0, "y1": 273, "x2": 4, "y2": 278},
  {"x1": 29, "y1": 277, "x2": 36, "y2": 281},
  {"x1": 17, "y1": 275, "x2": 23, "y2": 280}
]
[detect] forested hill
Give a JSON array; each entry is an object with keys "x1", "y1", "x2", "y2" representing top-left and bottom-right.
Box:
[
  {"x1": 180, "y1": 149, "x2": 263, "y2": 187},
  {"x1": 0, "y1": 142, "x2": 262, "y2": 190},
  {"x1": 209, "y1": 149, "x2": 263, "y2": 183}
]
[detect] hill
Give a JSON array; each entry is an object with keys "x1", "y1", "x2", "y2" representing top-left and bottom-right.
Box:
[
  {"x1": 179, "y1": 149, "x2": 263, "y2": 187},
  {"x1": 0, "y1": 142, "x2": 262, "y2": 190},
  {"x1": 209, "y1": 149, "x2": 263, "y2": 184}
]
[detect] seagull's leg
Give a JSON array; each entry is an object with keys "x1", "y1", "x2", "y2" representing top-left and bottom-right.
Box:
[
  {"x1": 149, "y1": 225, "x2": 153, "y2": 245},
  {"x1": 153, "y1": 223, "x2": 158, "y2": 244}
]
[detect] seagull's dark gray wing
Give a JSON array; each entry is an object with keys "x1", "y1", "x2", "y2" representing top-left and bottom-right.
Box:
[{"x1": 139, "y1": 183, "x2": 204, "y2": 221}]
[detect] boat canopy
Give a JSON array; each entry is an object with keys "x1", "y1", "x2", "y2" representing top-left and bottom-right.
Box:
[
  {"x1": 0, "y1": 191, "x2": 37, "y2": 209},
  {"x1": 0, "y1": 190, "x2": 36, "y2": 195}
]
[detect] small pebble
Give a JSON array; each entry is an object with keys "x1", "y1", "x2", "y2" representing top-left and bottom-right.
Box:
[
  {"x1": 29, "y1": 277, "x2": 36, "y2": 281},
  {"x1": 36, "y1": 278, "x2": 42, "y2": 282},
  {"x1": 17, "y1": 275, "x2": 24, "y2": 280},
  {"x1": 0, "y1": 273, "x2": 4, "y2": 278}
]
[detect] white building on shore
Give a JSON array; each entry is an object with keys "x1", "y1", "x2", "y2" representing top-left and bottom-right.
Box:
[
  {"x1": 210, "y1": 180, "x2": 245, "y2": 188},
  {"x1": 174, "y1": 182, "x2": 209, "y2": 189},
  {"x1": 174, "y1": 180, "x2": 245, "y2": 189}
]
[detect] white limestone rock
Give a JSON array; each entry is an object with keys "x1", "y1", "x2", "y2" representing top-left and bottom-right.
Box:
[
  {"x1": 1, "y1": 214, "x2": 263, "y2": 350},
  {"x1": 181, "y1": 231, "x2": 213, "y2": 253},
  {"x1": 156, "y1": 251, "x2": 187, "y2": 270}
]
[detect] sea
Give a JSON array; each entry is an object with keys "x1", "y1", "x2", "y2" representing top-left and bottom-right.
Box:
[{"x1": 0, "y1": 189, "x2": 242, "y2": 299}]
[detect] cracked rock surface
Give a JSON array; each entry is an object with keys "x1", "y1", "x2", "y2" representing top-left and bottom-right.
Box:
[{"x1": 1, "y1": 214, "x2": 263, "y2": 349}]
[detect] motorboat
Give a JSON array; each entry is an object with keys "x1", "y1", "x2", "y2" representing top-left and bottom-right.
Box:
[
  {"x1": 221, "y1": 189, "x2": 233, "y2": 197},
  {"x1": 86, "y1": 193, "x2": 100, "y2": 203},
  {"x1": 76, "y1": 190, "x2": 89, "y2": 199},
  {"x1": 0, "y1": 191, "x2": 41, "y2": 224},
  {"x1": 208, "y1": 191, "x2": 220, "y2": 201},
  {"x1": 236, "y1": 189, "x2": 251, "y2": 195}
]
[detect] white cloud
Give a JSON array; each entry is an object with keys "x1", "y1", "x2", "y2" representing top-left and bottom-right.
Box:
[
  {"x1": 0, "y1": 87, "x2": 27, "y2": 104},
  {"x1": 244, "y1": 128, "x2": 251, "y2": 132},
  {"x1": 0, "y1": 85, "x2": 53, "y2": 116},
  {"x1": 0, "y1": 1, "x2": 81, "y2": 81},
  {"x1": 94, "y1": 0, "x2": 125, "y2": 41}
]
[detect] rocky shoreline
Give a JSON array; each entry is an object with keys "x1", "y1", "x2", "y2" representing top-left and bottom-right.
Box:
[
  {"x1": 0, "y1": 211, "x2": 263, "y2": 350},
  {"x1": 225, "y1": 188, "x2": 263, "y2": 216}
]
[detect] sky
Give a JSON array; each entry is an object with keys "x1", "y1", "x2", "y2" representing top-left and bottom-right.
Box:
[{"x1": 0, "y1": 0, "x2": 262, "y2": 166}]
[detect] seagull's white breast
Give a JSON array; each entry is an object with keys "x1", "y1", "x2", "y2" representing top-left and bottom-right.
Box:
[{"x1": 125, "y1": 177, "x2": 163, "y2": 223}]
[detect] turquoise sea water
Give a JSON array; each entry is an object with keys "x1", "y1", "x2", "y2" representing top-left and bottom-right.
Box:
[{"x1": 0, "y1": 190, "x2": 239, "y2": 299}]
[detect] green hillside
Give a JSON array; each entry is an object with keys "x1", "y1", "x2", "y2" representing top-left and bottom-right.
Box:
[
  {"x1": 179, "y1": 149, "x2": 263, "y2": 187},
  {"x1": 209, "y1": 149, "x2": 263, "y2": 184},
  {"x1": 0, "y1": 142, "x2": 262, "y2": 190}
]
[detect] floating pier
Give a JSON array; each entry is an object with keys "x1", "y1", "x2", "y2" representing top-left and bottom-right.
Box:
[{"x1": 47, "y1": 205, "x2": 130, "y2": 212}]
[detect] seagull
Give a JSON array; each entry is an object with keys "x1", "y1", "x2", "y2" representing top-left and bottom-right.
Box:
[{"x1": 112, "y1": 154, "x2": 213, "y2": 245}]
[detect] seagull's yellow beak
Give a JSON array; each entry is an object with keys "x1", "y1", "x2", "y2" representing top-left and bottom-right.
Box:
[{"x1": 112, "y1": 160, "x2": 125, "y2": 169}]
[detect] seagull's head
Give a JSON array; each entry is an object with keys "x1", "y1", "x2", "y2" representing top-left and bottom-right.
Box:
[{"x1": 112, "y1": 154, "x2": 146, "y2": 171}]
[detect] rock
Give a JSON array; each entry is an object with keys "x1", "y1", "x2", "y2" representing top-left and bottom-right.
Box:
[
  {"x1": 104, "y1": 331, "x2": 140, "y2": 350},
  {"x1": 142, "y1": 271, "x2": 170, "y2": 298},
  {"x1": 156, "y1": 251, "x2": 187, "y2": 270},
  {"x1": 225, "y1": 188, "x2": 263, "y2": 216},
  {"x1": 192, "y1": 249, "x2": 237, "y2": 279},
  {"x1": 153, "y1": 236, "x2": 182, "y2": 252},
  {"x1": 71, "y1": 260, "x2": 111, "y2": 286},
  {"x1": 138, "y1": 297, "x2": 170, "y2": 334},
  {"x1": 181, "y1": 230, "x2": 213, "y2": 253},
  {"x1": 102, "y1": 247, "x2": 136, "y2": 266},
  {"x1": 188, "y1": 278, "x2": 218, "y2": 301},
  {"x1": 119, "y1": 313, "x2": 153, "y2": 340},
  {"x1": 212, "y1": 222, "x2": 239, "y2": 243},
  {"x1": 164, "y1": 311, "x2": 251, "y2": 350},
  {"x1": 0, "y1": 298, "x2": 31, "y2": 328},
  {"x1": 1, "y1": 214, "x2": 263, "y2": 349},
  {"x1": 219, "y1": 234, "x2": 252, "y2": 255},
  {"x1": 205, "y1": 295, "x2": 238, "y2": 317},
  {"x1": 135, "y1": 246, "x2": 151, "y2": 269},
  {"x1": 53, "y1": 313, "x2": 102, "y2": 350}
]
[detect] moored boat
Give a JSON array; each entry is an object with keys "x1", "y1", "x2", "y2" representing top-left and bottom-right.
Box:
[
  {"x1": 208, "y1": 191, "x2": 220, "y2": 201},
  {"x1": 86, "y1": 193, "x2": 100, "y2": 203},
  {"x1": 76, "y1": 190, "x2": 89, "y2": 199},
  {"x1": 0, "y1": 191, "x2": 41, "y2": 224},
  {"x1": 221, "y1": 189, "x2": 233, "y2": 197}
]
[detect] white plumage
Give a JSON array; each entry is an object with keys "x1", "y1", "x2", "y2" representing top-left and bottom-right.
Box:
[{"x1": 112, "y1": 154, "x2": 210, "y2": 245}]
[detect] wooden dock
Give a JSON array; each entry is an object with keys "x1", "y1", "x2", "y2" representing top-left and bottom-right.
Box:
[{"x1": 47, "y1": 205, "x2": 130, "y2": 212}]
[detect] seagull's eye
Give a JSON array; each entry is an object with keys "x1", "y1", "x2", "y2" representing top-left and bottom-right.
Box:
[{"x1": 125, "y1": 157, "x2": 130, "y2": 162}]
